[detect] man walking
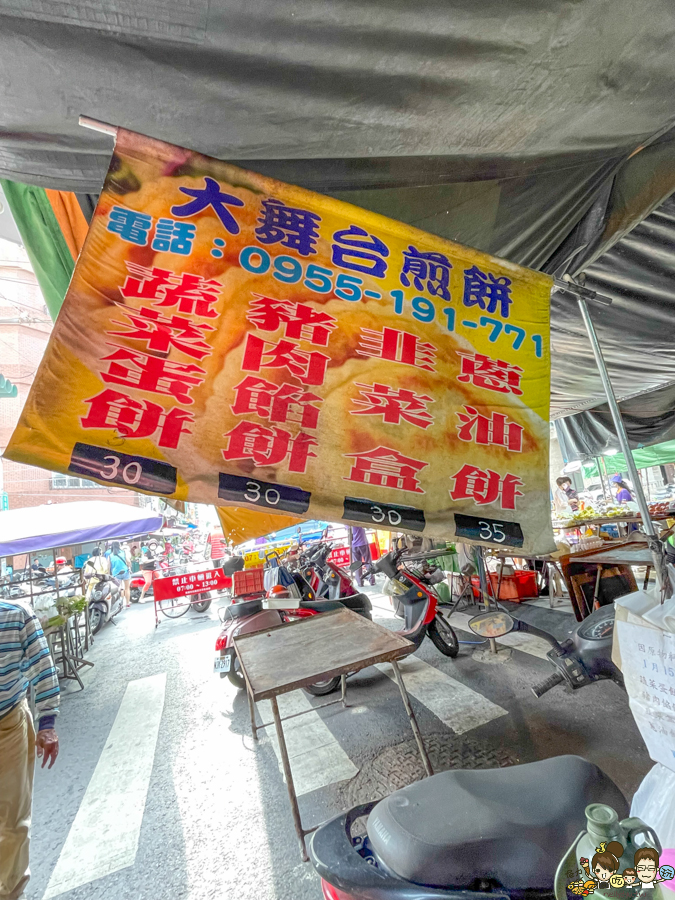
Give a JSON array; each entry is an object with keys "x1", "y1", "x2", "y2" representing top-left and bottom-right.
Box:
[{"x1": 0, "y1": 599, "x2": 60, "y2": 900}]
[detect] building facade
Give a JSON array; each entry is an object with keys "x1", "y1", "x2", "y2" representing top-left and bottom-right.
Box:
[{"x1": 0, "y1": 237, "x2": 140, "y2": 510}]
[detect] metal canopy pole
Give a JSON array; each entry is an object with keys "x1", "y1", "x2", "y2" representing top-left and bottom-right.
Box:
[{"x1": 566, "y1": 285, "x2": 665, "y2": 592}]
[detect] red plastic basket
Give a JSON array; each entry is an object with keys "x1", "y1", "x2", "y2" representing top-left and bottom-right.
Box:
[
  {"x1": 232, "y1": 567, "x2": 265, "y2": 598},
  {"x1": 471, "y1": 570, "x2": 538, "y2": 602}
]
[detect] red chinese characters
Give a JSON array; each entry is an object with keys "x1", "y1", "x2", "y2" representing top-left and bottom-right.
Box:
[
  {"x1": 82, "y1": 262, "x2": 221, "y2": 450},
  {"x1": 344, "y1": 447, "x2": 428, "y2": 494},
  {"x1": 222, "y1": 421, "x2": 318, "y2": 473},
  {"x1": 357, "y1": 327, "x2": 437, "y2": 372},
  {"x1": 457, "y1": 351, "x2": 523, "y2": 395},
  {"x1": 351, "y1": 383, "x2": 434, "y2": 429},
  {"x1": 449, "y1": 464, "x2": 524, "y2": 510},
  {"x1": 456, "y1": 405, "x2": 523, "y2": 452},
  {"x1": 241, "y1": 334, "x2": 329, "y2": 387},
  {"x1": 247, "y1": 295, "x2": 337, "y2": 347},
  {"x1": 120, "y1": 264, "x2": 222, "y2": 317},
  {"x1": 101, "y1": 347, "x2": 205, "y2": 404},
  {"x1": 231, "y1": 376, "x2": 322, "y2": 429},
  {"x1": 108, "y1": 307, "x2": 214, "y2": 360},
  {"x1": 80, "y1": 389, "x2": 193, "y2": 449}
]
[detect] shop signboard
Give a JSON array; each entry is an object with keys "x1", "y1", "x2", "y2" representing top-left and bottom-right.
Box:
[
  {"x1": 5, "y1": 128, "x2": 555, "y2": 553},
  {"x1": 152, "y1": 567, "x2": 229, "y2": 602}
]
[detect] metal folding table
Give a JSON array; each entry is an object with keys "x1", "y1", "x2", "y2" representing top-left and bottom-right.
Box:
[{"x1": 234, "y1": 607, "x2": 432, "y2": 860}]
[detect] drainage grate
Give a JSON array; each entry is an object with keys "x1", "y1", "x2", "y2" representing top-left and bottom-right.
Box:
[{"x1": 341, "y1": 732, "x2": 517, "y2": 809}]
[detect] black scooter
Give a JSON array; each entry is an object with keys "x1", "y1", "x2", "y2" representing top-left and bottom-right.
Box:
[{"x1": 309, "y1": 605, "x2": 626, "y2": 899}]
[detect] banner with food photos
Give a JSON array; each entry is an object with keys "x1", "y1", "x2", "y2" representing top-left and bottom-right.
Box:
[{"x1": 5, "y1": 128, "x2": 555, "y2": 553}]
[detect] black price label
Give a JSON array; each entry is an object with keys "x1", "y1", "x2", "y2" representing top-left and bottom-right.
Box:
[
  {"x1": 69, "y1": 443, "x2": 177, "y2": 495},
  {"x1": 343, "y1": 496, "x2": 426, "y2": 532},
  {"x1": 454, "y1": 513, "x2": 524, "y2": 548},
  {"x1": 218, "y1": 472, "x2": 311, "y2": 514}
]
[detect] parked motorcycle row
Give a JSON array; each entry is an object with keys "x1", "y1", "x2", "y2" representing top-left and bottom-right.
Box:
[{"x1": 213, "y1": 534, "x2": 651, "y2": 900}]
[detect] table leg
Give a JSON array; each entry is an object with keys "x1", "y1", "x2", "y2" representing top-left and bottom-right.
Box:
[
  {"x1": 592, "y1": 565, "x2": 602, "y2": 612},
  {"x1": 247, "y1": 683, "x2": 258, "y2": 742},
  {"x1": 271, "y1": 696, "x2": 308, "y2": 861},
  {"x1": 340, "y1": 674, "x2": 347, "y2": 708},
  {"x1": 390, "y1": 660, "x2": 433, "y2": 777},
  {"x1": 643, "y1": 566, "x2": 651, "y2": 590}
]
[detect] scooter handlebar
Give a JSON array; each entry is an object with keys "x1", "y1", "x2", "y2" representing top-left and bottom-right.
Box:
[{"x1": 531, "y1": 670, "x2": 564, "y2": 698}]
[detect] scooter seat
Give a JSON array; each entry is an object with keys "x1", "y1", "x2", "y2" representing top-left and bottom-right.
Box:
[
  {"x1": 367, "y1": 755, "x2": 627, "y2": 890},
  {"x1": 299, "y1": 593, "x2": 372, "y2": 617},
  {"x1": 226, "y1": 598, "x2": 263, "y2": 618}
]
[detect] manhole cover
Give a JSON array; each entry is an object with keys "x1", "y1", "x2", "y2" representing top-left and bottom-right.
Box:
[{"x1": 341, "y1": 733, "x2": 517, "y2": 810}]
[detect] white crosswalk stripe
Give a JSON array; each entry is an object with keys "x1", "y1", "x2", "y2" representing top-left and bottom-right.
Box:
[
  {"x1": 376, "y1": 656, "x2": 507, "y2": 734},
  {"x1": 43, "y1": 673, "x2": 166, "y2": 899},
  {"x1": 256, "y1": 691, "x2": 357, "y2": 796}
]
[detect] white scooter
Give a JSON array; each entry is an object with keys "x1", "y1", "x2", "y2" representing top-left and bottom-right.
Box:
[{"x1": 88, "y1": 574, "x2": 123, "y2": 634}]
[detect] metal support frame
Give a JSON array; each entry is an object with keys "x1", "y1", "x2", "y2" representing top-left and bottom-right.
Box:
[
  {"x1": 574, "y1": 294, "x2": 666, "y2": 592},
  {"x1": 390, "y1": 660, "x2": 434, "y2": 777}
]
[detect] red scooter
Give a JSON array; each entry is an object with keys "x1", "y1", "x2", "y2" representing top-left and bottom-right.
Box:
[{"x1": 361, "y1": 546, "x2": 459, "y2": 657}]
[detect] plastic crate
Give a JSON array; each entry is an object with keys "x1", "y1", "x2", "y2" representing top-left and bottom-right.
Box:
[
  {"x1": 471, "y1": 571, "x2": 538, "y2": 601},
  {"x1": 232, "y1": 566, "x2": 265, "y2": 598}
]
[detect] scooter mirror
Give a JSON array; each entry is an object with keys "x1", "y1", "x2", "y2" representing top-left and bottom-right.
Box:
[
  {"x1": 468, "y1": 610, "x2": 515, "y2": 638},
  {"x1": 349, "y1": 561, "x2": 363, "y2": 572}
]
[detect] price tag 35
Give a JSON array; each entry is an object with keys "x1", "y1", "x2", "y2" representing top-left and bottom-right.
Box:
[
  {"x1": 68, "y1": 442, "x2": 177, "y2": 495},
  {"x1": 454, "y1": 513, "x2": 524, "y2": 548}
]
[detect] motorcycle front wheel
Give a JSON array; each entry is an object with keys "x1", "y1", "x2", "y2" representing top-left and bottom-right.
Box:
[
  {"x1": 427, "y1": 614, "x2": 459, "y2": 657},
  {"x1": 130, "y1": 588, "x2": 141, "y2": 604},
  {"x1": 191, "y1": 594, "x2": 211, "y2": 613},
  {"x1": 89, "y1": 606, "x2": 104, "y2": 635}
]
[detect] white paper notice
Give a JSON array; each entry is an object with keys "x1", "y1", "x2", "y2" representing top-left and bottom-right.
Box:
[{"x1": 617, "y1": 620, "x2": 675, "y2": 771}]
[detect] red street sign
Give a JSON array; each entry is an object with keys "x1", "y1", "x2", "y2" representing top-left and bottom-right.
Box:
[
  {"x1": 328, "y1": 546, "x2": 350, "y2": 567},
  {"x1": 153, "y1": 568, "x2": 230, "y2": 602}
]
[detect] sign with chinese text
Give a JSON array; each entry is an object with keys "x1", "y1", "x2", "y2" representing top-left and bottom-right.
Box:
[
  {"x1": 152, "y1": 568, "x2": 230, "y2": 602},
  {"x1": 4, "y1": 128, "x2": 555, "y2": 554},
  {"x1": 617, "y1": 620, "x2": 675, "y2": 771}
]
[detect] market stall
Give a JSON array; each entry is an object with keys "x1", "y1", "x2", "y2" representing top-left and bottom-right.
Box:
[{"x1": 0, "y1": 500, "x2": 163, "y2": 686}]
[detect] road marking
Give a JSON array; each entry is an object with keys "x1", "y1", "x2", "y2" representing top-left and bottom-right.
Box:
[
  {"x1": 448, "y1": 610, "x2": 552, "y2": 660},
  {"x1": 256, "y1": 691, "x2": 357, "y2": 796},
  {"x1": 43, "y1": 673, "x2": 166, "y2": 899},
  {"x1": 376, "y1": 656, "x2": 507, "y2": 734}
]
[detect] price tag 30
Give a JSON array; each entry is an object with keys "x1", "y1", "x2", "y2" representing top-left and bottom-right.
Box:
[
  {"x1": 343, "y1": 496, "x2": 426, "y2": 532},
  {"x1": 68, "y1": 442, "x2": 177, "y2": 495},
  {"x1": 218, "y1": 472, "x2": 311, "y2": 514}
]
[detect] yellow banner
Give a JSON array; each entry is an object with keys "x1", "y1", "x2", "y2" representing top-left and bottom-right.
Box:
[{"x1": 5, "y1": 129, "x2": 555, "y2": 554}]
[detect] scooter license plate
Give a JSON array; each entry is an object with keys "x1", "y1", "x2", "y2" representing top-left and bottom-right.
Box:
[{"x1": 214, "y1": 654, "x2": 231, "y2": 673}]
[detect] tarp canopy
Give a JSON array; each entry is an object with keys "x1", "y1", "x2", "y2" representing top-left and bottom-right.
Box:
[
  {"x1": 2, "y1": 0, "x2": 675, "y2": 457},
  {"x1": 0, "y1": 500, "x2": 163, "y2": 556},
  {"x1": 578, "y1": 441, "x2": 675, "y2": 478}
]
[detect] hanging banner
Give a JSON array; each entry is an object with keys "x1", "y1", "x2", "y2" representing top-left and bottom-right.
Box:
[{"x1": 4, "y1": 128, "x2": 555, "y2": 553}]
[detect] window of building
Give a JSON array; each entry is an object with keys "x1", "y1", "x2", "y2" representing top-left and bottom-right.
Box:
[{"x1": 51, "y1": 473, "x2": 98, "y2": 489}]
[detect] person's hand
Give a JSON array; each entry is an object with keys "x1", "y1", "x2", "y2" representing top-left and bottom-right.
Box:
[{"x1": 36, "y1": 728, "x2": 59, "y2": 769}]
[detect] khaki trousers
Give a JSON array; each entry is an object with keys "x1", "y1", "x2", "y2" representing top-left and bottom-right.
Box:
[{"x1": 0, "y1": 701, "x2": 35, "y2": 900}]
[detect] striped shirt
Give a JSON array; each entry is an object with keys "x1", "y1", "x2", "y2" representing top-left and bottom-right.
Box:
[{"x1": 0, "y1": 599, "x2": 60, "y2": 730}]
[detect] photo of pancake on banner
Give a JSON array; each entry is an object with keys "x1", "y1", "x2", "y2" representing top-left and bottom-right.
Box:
[{"x1": 4, "y1": 127, "x2": 554, "y2": 555}]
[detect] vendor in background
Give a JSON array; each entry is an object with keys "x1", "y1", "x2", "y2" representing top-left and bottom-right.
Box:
[
  {"x1": 554, "y1": 476, "x2": 579, "y2": 514},
  {"x1": 106, "y1": 542, "x2": 131, "y2": 608},
  {"x1": 611, "y1": 474, "x2": 634, "y2": 504},
  {"x1": 352, "y1": 527, "x2": 376, "y2": 587},
  {"x1": 82, "y1": 547, "x2": 109, "y2": 598},
  {"x1": 138, "y1": 542, "x2": 157, "y2": 603}
]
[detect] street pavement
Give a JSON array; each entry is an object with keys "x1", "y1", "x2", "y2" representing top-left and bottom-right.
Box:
[{"x1": 27, "y1": 584, "x2": 653, "y2": 900}]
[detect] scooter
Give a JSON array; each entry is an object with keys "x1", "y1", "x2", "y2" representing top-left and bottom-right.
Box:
[
  {"x1": 467, "y1": 603, "x2": 624, "y2": 697},
  {"x1": 309, "y1": 607, "x2": 628, "y2": 899},
  {"x1": 214, "y1": 582, "x2": 373, "y2": 694},
  {"x1": 361, "y1": 546, "x2": 459, "y2": 658},
  {"x1": 88, "y1": 574, "x2": 123, "y2": 634},
  {"x1": 294, "y1": 543, "x2": 361, "y2": 601}
]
